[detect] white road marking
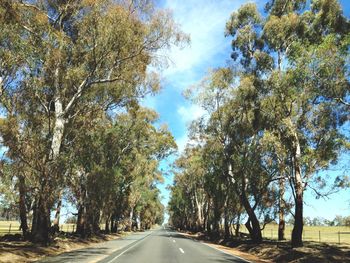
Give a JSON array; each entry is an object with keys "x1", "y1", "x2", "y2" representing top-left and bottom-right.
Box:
[
  {"x1": 176, "y1": 231, "x2": 251, "y2": 262},
  {"x1": 179, "y1": 248, "x2": 185, "y2": 254},
  {"x1": 105, "y1": 232, "x2": 152, "y2": 263},
  {"x1": 173, "y1": 240, "x2": 176, "y2": 243},
  {"x1": 200, "y1": 242, "x2": 251, "y2": 263}
]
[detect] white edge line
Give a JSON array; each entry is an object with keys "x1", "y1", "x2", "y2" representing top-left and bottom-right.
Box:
[
  {"x1": 200, "y1": 242, "x2": 252, "y2": 263},
  {"x1": 179, "y1": 248, "x2": 185, "y2": 254},
  {"x1": 176, "y1": 232, "x2": 251, "y2": 263},
  {"x1": 105, "y1": 232, "x2": 152, "y2": 263}
]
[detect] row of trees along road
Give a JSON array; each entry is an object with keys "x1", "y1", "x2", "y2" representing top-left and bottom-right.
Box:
[
  {"x1": 0, "y1": 0, "x2": 187, "y2": 244},
  {"x1": 168, "y1": 0, "x2": 350, "y2": 248}
]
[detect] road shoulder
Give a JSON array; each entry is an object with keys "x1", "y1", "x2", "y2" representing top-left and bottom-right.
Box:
[{"x1": 0, "y1": 232, "x2": 132, "y2": 263}]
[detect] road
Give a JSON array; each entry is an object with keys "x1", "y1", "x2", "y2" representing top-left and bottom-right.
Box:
[{"x1": 38, "y1": 227, "x2": 250, "y2": 263}]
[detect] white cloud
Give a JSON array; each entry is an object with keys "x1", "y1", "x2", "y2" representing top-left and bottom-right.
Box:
[
  {"x1": 175, "y1": 104, "x2": 206, "y2": 153},
  {"x1": 177, "y1": 104, "x2": 206, "y2": 124},
  {"x1": 176, "y1": 134, "x2": 189, "y2": 153},
  {"x1": 161, "y1": 0, "x2": 249, "y2": 153},
  {"x1": 162, "y1": 0, "x2": 245, "y2": 78}
]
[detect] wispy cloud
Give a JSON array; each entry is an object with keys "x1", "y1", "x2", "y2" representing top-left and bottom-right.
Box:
[
  {"x1": 163, "y1": 0, "x2": 243, "y2": 78},
  {"x1": 160, "y1": 0, "x2": 247, "y2": 152},
  {"x1": 177, "y1": 104, "x2": 205, "y2": 124},
  {"x1": 176, "y1": 104, "x2": 206, "y2": 153}
]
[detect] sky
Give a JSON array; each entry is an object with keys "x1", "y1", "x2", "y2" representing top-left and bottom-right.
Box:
[{"x1": 142, "y1": 0, "x2": 350, "y2": 222}]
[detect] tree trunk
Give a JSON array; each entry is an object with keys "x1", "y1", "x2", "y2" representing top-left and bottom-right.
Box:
[
  {"x1": 224, "y1": 208, "x2": 230, "y2": 240},
  {"x1": 76, "y1": 203, "x2": 87, "y2": 236},
  {"x1": 291, "y1": 138, "x2": 303, "y2": 247},
  {"x1": 194, "y1": 191, "x2": 204, "y2": 231},
  {"x1": 31, "y1": 190, "x2": 50, "y2": 244},
  {"x1": 205, "y1": 199, "x2": 211, "y2": 234},
  {"x1": 240, "y1": 185, "x2": 262, "y2": 243},
  {"x1": 278, "y1": 176, "x2": 285, "y2": 240},
  {"x1": 235, "y1": 213, "x2": 241, "y2": 237},
  {"x1": 52, "y1": 190, "x2": 63, "y2": 234},
  {"x1": 105, "y1": 217, "x2": 110, "y2": 233},
  {"x1": 31, "y1": 94, "x2": 66, "y2": 243},
  {"x1": 18, "y1": 174, "x2": 29, "y2": 239},
  {"x1": 129, "y1": 207, "x2": 134, "y2": 231}
]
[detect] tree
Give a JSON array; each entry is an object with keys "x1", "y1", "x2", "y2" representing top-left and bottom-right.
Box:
[
  {"x1": 169, "y1": 0, "x2": 349, "y2": 248},
  {"x1": 0, "y1": 0, "x2": 186, "y2": 243},
  {"x1": 226, "y1": 0, "x2": 349, "y2": 247}
]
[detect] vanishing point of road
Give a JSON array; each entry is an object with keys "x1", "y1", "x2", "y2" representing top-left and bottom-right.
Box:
[{"x1": 38, "y1": 227, "x2": 250, "y2": 263}]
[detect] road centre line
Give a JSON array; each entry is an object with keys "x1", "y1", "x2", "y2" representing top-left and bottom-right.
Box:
[{"x1": 179, "y1": 248, "x2": 185, "y2": 254}]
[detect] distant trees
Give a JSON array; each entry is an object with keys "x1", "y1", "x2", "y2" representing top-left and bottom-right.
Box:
[
  {"x1": 304, "y1": 215, "x2": 350, "y2": 226},
  {"x1": 169, "y1": 0, "x2": 349, "y2": 247},
  {"x1": 0, "y1": 0, "x2": 185, "y2": 243}
]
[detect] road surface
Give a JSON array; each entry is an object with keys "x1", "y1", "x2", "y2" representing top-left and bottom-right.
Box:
[{"x1": 38, "y1": 227, "x2": 250, "y2": 263}]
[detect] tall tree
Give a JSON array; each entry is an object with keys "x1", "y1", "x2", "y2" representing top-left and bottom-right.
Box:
[{"x1": 0, "y1": 0, "x2": 185, "y2": 243}]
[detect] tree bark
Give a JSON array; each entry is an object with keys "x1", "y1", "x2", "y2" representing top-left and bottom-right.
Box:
[
  {"x1": 31, "y1": 95, "x2": 66, "y2": 243},
  {"x1": 194, "y1": 191, "x2": 204, "y2": 231},
  {"x1": 129, "y1": 207, "x2": 134, "y2": 231},
  {"x1": 31, "y1": 186, "x2": 50, "y2": 244},
  {"x1": 278, "y1": 176, "x2": 285, "y2": 240},
  {"x1": 105, "y1": 217, "x2": 110, "y2": 233},
  {"x1": 291, "y1": 138, "x2": 303, "y2": 247},
  {"x1": 51, "y1": 190, "x2": 63, "y2": 234},
  {"x1": 240, "y1": 178, "x2": 262, "y2": 243},
  {"x1": 18, "y1": 174, "x2": 29, "y2": 239},
  {"x1": 235, "y1": 213, "x2": 241, "y2": 237}
]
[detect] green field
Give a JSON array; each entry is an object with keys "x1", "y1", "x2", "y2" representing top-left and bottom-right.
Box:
[{"x1": 239, "y1": 224, "x2": 350, "y2": 244}]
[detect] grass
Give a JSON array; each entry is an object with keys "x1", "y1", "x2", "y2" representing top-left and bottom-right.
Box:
[
  {"x1": 239, "y1": 224, "x2": 350, "y2": 244},
  {"x1": 0, "y1": 221, "x2": 84, "y2": 236}
]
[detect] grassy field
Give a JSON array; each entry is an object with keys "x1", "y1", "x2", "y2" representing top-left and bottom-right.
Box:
[
  {"x1": 1, "y1": 221, "x2": 349, "y2": 244},
  {"x1": 0, "y1": 221, "x2": 80, "y2": 236},
  {"x1": 240, "y1": 224, "x2": 350, "y2": 244}
]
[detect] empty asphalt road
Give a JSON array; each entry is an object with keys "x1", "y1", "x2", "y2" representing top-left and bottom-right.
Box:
[
  {"x1": 99, "y1": 227, "x2": 250, "y2": 263},
  {"x1": 39, "y1": 227, "x2": 250, "y2": 263}
]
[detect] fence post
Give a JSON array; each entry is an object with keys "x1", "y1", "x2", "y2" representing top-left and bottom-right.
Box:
[
  {"x1": 72, "y1": 225, "x2": 75, "y2": 233},
  {"x1": 338, "y1": 231, "x2": 340, "y2": 244},
  {"x1": 319, "y1": 230, "x2": 321, "y2": 242},
  {"x1": 8, "y1": 224, "x2": 12, "y2": 234}
]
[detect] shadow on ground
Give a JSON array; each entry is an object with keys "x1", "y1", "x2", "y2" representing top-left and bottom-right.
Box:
[
  {"x1": 0, "y1": 233, "x2": 120, "y2": 263},
  {"x1": 184, "y1": 231, "x2": 350, "y2": 263}
]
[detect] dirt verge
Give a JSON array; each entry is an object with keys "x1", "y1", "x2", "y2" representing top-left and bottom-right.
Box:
[
  {"x1": 0, "y1": 232, "x2": 128, "y2": 263},
  {"x1": 181, "y1": 232, "x2": 350, "y2": 263}
]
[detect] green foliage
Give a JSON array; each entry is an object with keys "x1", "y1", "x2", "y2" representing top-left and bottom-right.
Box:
[
  {"x1": 0, "y1": 0, "x2": 185, "y2": 242},
  {"x1": 169, "y1": 0, "x2": 350, "y2": 247}
]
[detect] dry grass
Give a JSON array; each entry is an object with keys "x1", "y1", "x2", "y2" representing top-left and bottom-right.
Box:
[
  {"x1": 183, "y1": 231, "x2": 350, "y2": 263},
  {"x1": 0, "y1": 221, "x2": 106, "y2": 236},
  {"x1": 0, "y1": 232, "x2": 123, "y2": 263},
  {"x1": 239, "y1": 224, "x2": 350, "y2": 245}
]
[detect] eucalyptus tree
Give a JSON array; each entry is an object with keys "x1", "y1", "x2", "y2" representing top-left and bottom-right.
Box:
[
  {"x1": 65, "y1": 106, "x2": 175, "y2": 236},
  {"x1": 0, "y1": 0, "x2": 185, "y2": 243},
  {"x1": 226, "y1": 0, "x2": 349, "y2": 247},
  {"x1": 170, "y1": 0, "x2": 349, "y2": 247}
]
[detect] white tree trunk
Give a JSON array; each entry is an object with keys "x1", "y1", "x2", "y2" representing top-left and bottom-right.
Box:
[{"x1": 50, "y1": 97, "x2": 65, "y2": 160}]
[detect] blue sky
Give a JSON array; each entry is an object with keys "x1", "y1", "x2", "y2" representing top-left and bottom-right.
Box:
[{"x1": 144, "y1": 0, "x2": 350, "y2": 221}]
